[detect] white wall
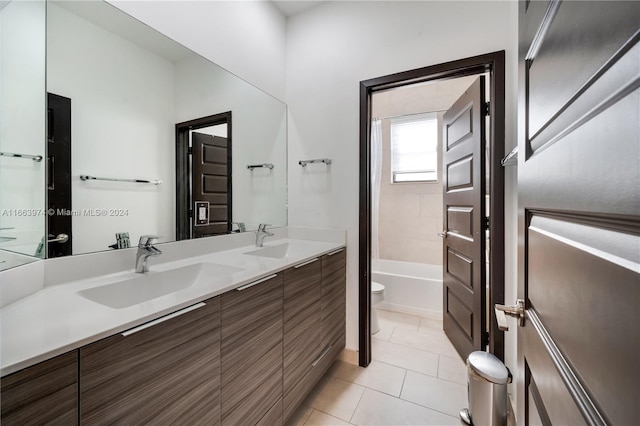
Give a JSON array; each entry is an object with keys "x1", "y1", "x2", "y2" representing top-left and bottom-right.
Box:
[
  {"x1": 0, "y1": 0, "x2": 46, "y2": 257},
  {"x1": 108, "y1": 0, "x2": 287, "y2": 102},
  {"x1": 285, "y1": 0, "x2": 519, "y2": 398}
]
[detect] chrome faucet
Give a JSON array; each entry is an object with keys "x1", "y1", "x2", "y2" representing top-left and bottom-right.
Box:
[
  {"x1": 135, "y1": 235, "x2": 162, "y2": 273},
  {"x1": 255, "y1": 224, "x2": 274, "y2": 247}
]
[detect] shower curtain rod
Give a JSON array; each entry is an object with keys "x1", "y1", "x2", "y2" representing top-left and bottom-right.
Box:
[{"x1": 372, "y1": 109, "x2": 446, "y2": 121}]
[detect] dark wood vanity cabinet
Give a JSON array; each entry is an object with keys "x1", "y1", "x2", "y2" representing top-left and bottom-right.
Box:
[
  {"x1": 79, "y1": 298, "x2": 221, "y2": 425},
  {"x1": 1, "y1": 247, "x2": 346, "y2": 426},
  {"x1": 220, "y1": 273, "x2": 284, "y2": 426},
  {"x1": 283, "y1": 248, "x2": 347, "y2": 422},
  {"x1": 0, "y1": 350, "x2": 78, "y2": 425}
]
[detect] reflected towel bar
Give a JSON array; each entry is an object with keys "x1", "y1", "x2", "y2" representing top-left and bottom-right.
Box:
[
  {"x1": 247, "y1": 163, "x2": 274, "y2": 170},
  {"x1": 299, "y1": 158, "x2": 332, "y2": 167},
  {"x1": 0, "y1": 228, "x2": 17, "y2": 242},
  {"x1": 501, "y1": 147, "x2": 518, "y2": 167},
  {"x1": 0, "y1": 152, "x2": 43, "y2": 162},
  {"x1": 80, "y1": 175, "x2": 162, "y2": 185}
]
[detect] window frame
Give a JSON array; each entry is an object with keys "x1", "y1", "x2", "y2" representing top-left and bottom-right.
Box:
[{"x1": 389, "y1": 112, "x2": 439, "y2": 184}]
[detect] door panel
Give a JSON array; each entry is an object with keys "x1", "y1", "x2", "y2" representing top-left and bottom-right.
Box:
[
  {"x1": 527, "y1": 216, "x2": 639, "y2": 423},
  {"x1": 192, "y1": 132, "x2": 231, "y2": 238},
  {"x1": 47, "y1": 93, "x2": 72, "y2": 257},
  {"x1": 442, "y1": 76, "x2": 486, "y2": 360},
  {"x1": 518, "y1": 1, "x2": 639, "y2": 425},
  {"x1": 526, "y1": 1, "x2": 639, "y2": 138}
]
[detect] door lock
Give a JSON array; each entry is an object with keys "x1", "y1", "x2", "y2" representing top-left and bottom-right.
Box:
[
  {"x1": 437, "y1": 230, "x2": 448, "y2": 238},
  {"x1": 494, "y1": 299, "x2": 525, "y2": 331}
]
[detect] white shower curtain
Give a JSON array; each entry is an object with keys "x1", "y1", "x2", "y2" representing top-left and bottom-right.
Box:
[{"x1": 371, "y1": 119, "x2": 383, "y2": 262}]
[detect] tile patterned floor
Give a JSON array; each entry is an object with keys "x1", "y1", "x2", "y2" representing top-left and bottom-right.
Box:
[{"x1": 286, "y1": 309, "x2": 469, "y2": 426}]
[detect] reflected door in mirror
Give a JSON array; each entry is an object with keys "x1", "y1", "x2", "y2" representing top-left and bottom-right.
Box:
[
  {"x1": 192, "y1": 132, "x2": 231, "y2": 238},
  {"x1": 47, "y1": 93, "x2": 72, "y2": 257}
]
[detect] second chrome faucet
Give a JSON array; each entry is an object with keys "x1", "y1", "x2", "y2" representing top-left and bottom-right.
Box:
[
  {"x1": 135, "y1": 235, "x2": 162, "y2": 273},
  {"x1": 255, "y1": 224, "x2": 274, "y2": 247}
]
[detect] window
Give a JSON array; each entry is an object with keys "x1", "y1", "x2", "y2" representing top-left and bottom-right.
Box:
[{"x1": 390, "y1": 113, "x2": 438, "y2": 183}]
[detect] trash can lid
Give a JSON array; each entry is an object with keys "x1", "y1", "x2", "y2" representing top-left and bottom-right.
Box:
[{"x1": 467, "y1": 351, "x2": 509, "y2": 384}]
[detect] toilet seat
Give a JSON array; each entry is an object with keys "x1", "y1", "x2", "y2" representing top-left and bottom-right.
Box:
[{"x1": 372, "y1": 281, "x2": 385, "y2": 293}]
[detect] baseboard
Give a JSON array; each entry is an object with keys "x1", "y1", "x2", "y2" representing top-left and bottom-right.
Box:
[
  {"x1": 377, "y1": 302, "x2": 442, "y2": 320},
  {"x1": 337, "y1": 348, "x2": 358, "y2": 365}
]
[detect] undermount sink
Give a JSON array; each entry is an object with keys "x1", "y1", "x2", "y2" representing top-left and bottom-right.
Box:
[
  {"x1": 77, "y1": 262, "x2": 243, "y2": 309},
  {"x1": 243, "y1": 243, "x2": 291, "y2": 259}
]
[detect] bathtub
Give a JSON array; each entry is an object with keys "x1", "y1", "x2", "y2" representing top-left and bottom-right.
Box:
[{"x1": 372, "y1": 259, "x2": 443, "y2": 319}]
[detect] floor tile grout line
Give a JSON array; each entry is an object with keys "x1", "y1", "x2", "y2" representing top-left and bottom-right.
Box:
[
  {"x1": 387, "y1": 325, "x2": 397, "y2": 341},
  {"x1": 380, "y1": 336, "x2": 461, "y2": 360},
  {"x1": 299, "y1": 408, "x2": 314, "y2": 426},
  {"x1": 366, "y1": 387, "x2": 462, "y2": 422},
  {"x1": 308, "y1": 407, "x2": 354, "y2": 425},
  {"x1": 398, "y1": 367, "x2": 408, "y2": 399},
  {"x1": 328, "y1": 359, "x2": 410, "y2": 399},
  {"x1": 348, "y1": 382, "x2": 368, "y2": 425},
  {"x1": 370, "y1": 353, "x2": 460, "y2": 382},
  {"x1": 398, "y1": 389, "x2": 466, "y2": 421}
]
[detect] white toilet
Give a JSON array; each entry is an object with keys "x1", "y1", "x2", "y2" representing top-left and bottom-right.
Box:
[{"x1": 371, "y1": 281, "x2": 385, "y2": 334}]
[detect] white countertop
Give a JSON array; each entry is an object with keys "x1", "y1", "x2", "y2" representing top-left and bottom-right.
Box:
[{"x1": 1, "y1": 238, "x2": 344, "y2": 376}]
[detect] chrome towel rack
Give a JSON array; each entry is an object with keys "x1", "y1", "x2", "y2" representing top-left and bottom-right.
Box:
[
  {"x1": 247, "y1": 163, "x2": 274, "y2": 170},
  {"x1": 80, "y1": 175, "x2": 162, "y2": 185},
  {"x1": 0, "y1": 152, "x2": 43, "y2": 162},
  {"x1": 299, "y1": 158, "x2": 332, "y2": 167}
]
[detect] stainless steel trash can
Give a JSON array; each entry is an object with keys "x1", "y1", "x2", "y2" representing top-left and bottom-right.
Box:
[{"x1": 460, "y1": 351, "x2": 510, "y2": 426}]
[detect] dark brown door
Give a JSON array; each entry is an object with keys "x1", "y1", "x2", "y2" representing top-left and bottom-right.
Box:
[
  {"x1": 192, "y1": 132, "x2": 231, "y2": 238},
  {"x1": 46, "y1": 93, "x2": 72, "y2": 257},
  {"x1": 442, "y1": 76, "x2": 487, "y2": 360},
  {"x1": 517, "y1": 1, "x2": 639, "y2": 424}
]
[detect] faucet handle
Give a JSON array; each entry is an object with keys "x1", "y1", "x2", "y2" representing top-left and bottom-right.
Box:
[
  {"x1": 258, "y1": 224, "x2": 271, "y2": 231},
  {"x1": 139, "y1": 235, "x2": 160, "y2": 247}
]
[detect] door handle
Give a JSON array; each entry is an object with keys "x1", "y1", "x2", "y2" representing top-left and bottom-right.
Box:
[
  {"x1": 494, "y1": 299, "x2": 525, "y2": 331},
  {"x1": 437, "y1": 231, "x2": 448, "y2": 238},
  {"x1": 48, "y1": 233, "x2": 69, "y2": 243}
]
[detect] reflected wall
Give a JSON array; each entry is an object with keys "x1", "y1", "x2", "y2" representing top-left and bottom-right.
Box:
[{"x1": 0, "y1": 0, "x2": 46, "y2": 268}]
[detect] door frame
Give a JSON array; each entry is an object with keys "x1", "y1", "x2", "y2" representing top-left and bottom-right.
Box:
[
  {"x1": 175, "y1": 111, "x2": 232, "y2": 241},
  {"x1": 358, "y1": 51, "x2": 506, "y2": 367}
]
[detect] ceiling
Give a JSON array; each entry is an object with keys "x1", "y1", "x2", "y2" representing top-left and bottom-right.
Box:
[{"x1": 272, "y1": 1, "x2": 326, "y2": 17}]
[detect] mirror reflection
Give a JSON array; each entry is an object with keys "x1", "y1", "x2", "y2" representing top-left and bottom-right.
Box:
[
  {"x1": 45, "y1": 0, "x2": 287, "y2": 257},
  {"x1": 0, "y1": 0, "x2": 47, "y2": 269}
]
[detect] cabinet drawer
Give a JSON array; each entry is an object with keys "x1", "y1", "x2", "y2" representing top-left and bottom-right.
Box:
[
  {"x1": 321, "y1": 250, "x2": 346, "y2": 348},
  {"x1": 80, "y1": 298, "x2": 221, "y2": 425},
  {"x1": 221, "y1": 273, "x2": 283, "y2": 426},
  {"x1": 1, "y1": 350, "x2": 78, "y2": 426},
  {"x1": 284, "y1": 259, "x2": 322, "y2": 391},
  {"x1": 283, "y1": 338, "x2": 345, "y2": 422}
]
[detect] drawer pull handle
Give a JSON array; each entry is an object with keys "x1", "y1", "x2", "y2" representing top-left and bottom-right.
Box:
[
  {"x1": 294, "y1": 258, "x2": 319, "y2": 269},
  {"x1": 236, "y1": 274, "x2": 278, "y2": 291},
  {"x1": 311, "y1": 345, "x2": 332, "y2": 367},
  {"x1": 327, "y1": 248, "x2": 344, "y2": 256},
  {"x1": 121, "y1": 302, "x2": 206, "y2": 337}
]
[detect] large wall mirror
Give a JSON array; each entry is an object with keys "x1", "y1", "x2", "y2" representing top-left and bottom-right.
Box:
[
  {"x1": 0, "y1": 0, "x2": 47, "y2": 269},
  {"x1": 0, "y1": 0, "x2": 287, "y2": 269}
]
